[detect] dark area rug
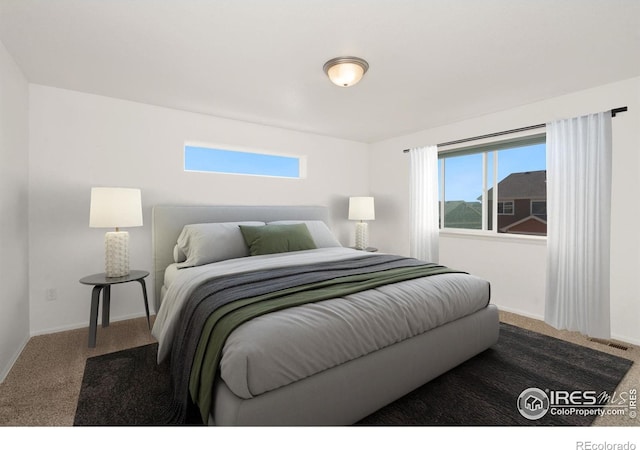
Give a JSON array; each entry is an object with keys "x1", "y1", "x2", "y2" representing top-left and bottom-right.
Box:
[
  {"x1": 359, "y1": 323, "x2": 633, "y2": 425},
  {"x1": 74, "y1": 323, "x2": 633, "y2": 426},
  {"x1": 74, "y1": 343, "x2": 176, "y2": 426}
]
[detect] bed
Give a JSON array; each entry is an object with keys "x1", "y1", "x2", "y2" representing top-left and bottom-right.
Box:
[{"x1": 151, "y1": 204, "x2": 500, "y2": 425}]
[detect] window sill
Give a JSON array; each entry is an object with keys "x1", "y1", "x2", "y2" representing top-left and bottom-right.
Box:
[{"x1": 439, "y1": 229, "x2": 547, "y2": 245}]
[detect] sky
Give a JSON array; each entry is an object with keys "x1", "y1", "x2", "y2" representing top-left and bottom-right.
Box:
[
  {"x1": 441, "y1": 143, "x2": 546, "y2": 202},
  {"x1": 184, "y1": 145, "x2": 301, "y2": 178}
]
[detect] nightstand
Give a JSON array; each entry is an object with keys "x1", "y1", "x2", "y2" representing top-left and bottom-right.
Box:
[
  {"x1": 79, "y1": 270, "x2": 151, "y2": 348},
  {"x1": 349, "y1": 246, "x2": 378, "y2": 252}
]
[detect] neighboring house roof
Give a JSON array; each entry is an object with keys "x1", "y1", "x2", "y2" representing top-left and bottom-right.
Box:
[
  {"x1": 444, "y1": 201, "x2": 479, "y2": 215},
  {"x1": 500, "y1": 215, "x2": 547, "y2": 234},
  {"x1": 488, "y1": 170, "x2": 547, "y2": 200},
  {"x1": 443, "y1": 201, "x2": 482, "y2": 227},
  {"x1": 444, "y1": 201, "x2": 481, "y2": 216}
]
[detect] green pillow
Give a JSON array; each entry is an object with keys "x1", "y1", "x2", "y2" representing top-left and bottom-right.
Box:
[{"x1": 239, "y1": 223, "x2": 317, "y2": 256}]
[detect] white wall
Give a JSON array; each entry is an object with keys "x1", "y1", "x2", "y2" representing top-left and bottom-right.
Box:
[
  {"x1": 28, "y1": 85, "x2": 369, "y2": 334},
  {"x1": 0, "y1": 40, "x2": 30, "y2": 381},
  {"x1": 16, "y1": 73, "x2": 640, "y2": 349},
  {"x1": 369, "y1": 77, "x2": 640, "y2": 345}
]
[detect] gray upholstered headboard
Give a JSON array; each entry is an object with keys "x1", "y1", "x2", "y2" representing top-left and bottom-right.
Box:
[{"x1": 151, "y1": 204, "x2": 330, "y2": 311}]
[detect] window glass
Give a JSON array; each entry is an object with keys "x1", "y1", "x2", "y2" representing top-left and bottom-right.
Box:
[
  {"x1": 496, "y1": 143, "x2": 546, "y2": 235},
  {"x1": 185, "y1": 145, "x2": 302, "y2": 178},
  {"x1": 439, "y1": 136, "x2": 546, "y2": 236},
  {"x1": 442, "y1": 153, "x2": 483, "y2": 230}
]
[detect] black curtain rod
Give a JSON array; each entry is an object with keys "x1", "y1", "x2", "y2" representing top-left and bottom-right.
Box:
[{"x1": 402, "y1": 106, "x2": 628, "y2": 153}]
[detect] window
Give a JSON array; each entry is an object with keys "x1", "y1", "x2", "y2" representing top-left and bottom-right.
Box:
[
  {"x1": 184, "y1": 145, "x2": 304, "y2": 178},
  {"x1": 439, "y1": 135, "x2": 546, "y2": 236},
  {"x1": 498, "y1": 201, "x2": 514, "y2": 215},
  {"x1": 531, "y1": 200, "x2": 547, "y2": 217}
]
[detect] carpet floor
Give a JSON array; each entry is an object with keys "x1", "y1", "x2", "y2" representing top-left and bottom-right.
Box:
[{"x1": 73, "y1": 323, "x2": 634, "y2": 426}]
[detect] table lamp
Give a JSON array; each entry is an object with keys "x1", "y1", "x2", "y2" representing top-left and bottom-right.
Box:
[
  {"x1": 348, "y1": 196, "x2": 375, "y2": 250},
  {"x1": 89, "y1": 187, "x2": 143, "y2": 278}
]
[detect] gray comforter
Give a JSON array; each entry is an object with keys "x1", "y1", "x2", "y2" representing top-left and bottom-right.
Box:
[{"x1": 153, "y1": 248, "x2": 491, "y2": 403}]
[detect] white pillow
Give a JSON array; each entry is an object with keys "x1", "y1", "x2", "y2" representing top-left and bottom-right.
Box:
[
  {"x1": 173, "y1": 244, "x2": 186, "y2": 263},
  {"x1": 267, "y1": 220, "x2": 342, "y2": 248},
  {"x1": 176, "y1": 221, "x2": 265, "y2": 268}
]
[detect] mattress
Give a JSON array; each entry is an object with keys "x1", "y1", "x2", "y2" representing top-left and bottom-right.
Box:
[
  {"x1": 153, "y1": 248, "x2": 490, "y2": 400},
  {"x1": 163, "y1": 262, "x2": 180, "y2": 289}
]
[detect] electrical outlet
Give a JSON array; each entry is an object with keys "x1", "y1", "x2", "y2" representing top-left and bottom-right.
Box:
[{"x1": 45, "y1": 288, "x2": 57, "y2": 302}]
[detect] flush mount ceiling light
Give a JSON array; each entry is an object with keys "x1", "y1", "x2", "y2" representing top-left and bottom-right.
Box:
[{"x1": 323, "y1": 56, "x2": 369, "y2": 87}]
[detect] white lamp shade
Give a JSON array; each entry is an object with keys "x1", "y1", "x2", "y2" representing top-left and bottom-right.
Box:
[
  {"x1": 348, "y1": 196, "x2": 375, "y2": 221},
  {"x1": 89, "y1": 187, "x2": 143, "y2": 229}
]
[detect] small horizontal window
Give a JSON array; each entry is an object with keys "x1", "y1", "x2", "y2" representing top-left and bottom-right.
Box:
[
  {"x1": 185, "y1": 145, "x2": 304, "y2": 178},
  {"x1": 498, "y1": 201, "x2": 514, "y2": 215}
]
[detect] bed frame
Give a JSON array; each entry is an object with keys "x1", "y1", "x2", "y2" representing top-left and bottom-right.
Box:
[{"x1": 152, "y1": 204, "x2": 500, "y2": 425}]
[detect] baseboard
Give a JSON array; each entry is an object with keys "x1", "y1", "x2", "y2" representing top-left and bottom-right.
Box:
[
  {"x1": 497, "y1": 305, "x2": 639, "y2": 347},
  {"x1": 29, "y1": 311, "x2": 152, "y2": 337},
  {"x1": 2, "y1": 312, "x2": 153, "y2": 382},
  {"x1": 494, "y1": 304, "x2": 544, "y2": 322},
  {"x1": 0, "y1": 333, "x2": 30, "y2": 383},
  {"x1": 610, "y1": 332, "x2": 640, "y2": 347}
]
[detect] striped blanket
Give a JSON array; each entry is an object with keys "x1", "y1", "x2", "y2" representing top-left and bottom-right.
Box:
[{"x1": 167, "y1": 254, "x2": 464, "y2": 423}]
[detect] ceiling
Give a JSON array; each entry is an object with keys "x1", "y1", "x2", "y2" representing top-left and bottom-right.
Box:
[{"x1": 1, "y1": 0, "x2": 639, "y2": 143}]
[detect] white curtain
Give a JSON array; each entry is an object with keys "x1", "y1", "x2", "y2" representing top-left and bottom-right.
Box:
[
  {"x1": 409, "y1": 145, "x2": 439, "y2": 263},
  {"x1": 545, "y1": 111, "x2": 612, "y2": 338}
]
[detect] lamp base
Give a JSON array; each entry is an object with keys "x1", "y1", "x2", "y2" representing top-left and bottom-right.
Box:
[
  {"x1": 105, "y1": 231, "x2": 130, "y2": 277},
  {"x1": 354, "y1": 222, "x2": 369, "y2": 250}
]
